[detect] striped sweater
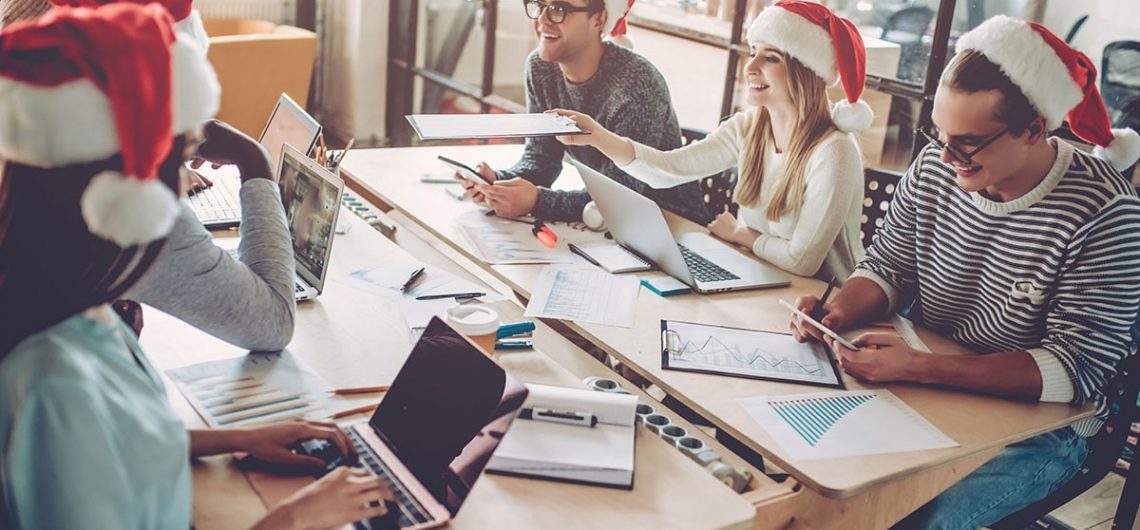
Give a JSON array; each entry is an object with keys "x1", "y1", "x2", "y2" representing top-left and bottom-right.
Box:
[{"x1": 852, "y1": 139, "x2": 1140, "y2": 436}]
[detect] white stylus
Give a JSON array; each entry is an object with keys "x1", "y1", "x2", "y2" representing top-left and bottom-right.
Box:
[{"x1": 778, "y1": 299, "x2": 860, "y2": 350}]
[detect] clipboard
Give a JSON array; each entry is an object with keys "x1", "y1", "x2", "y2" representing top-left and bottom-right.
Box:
[
  {"x1": 660, "y1": 319, "x2": 844, "y2": 389},
  {"x1": 406, "y1": 113, "x2": 589, "y2": 140}
]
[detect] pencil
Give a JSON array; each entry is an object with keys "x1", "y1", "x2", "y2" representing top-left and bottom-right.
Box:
[
  {"x1": 331, "y1": 404, "x2": 378, "y2": 419},
  {"x1": 327, "y1": 386, "x2": 390, "y2": 395}
]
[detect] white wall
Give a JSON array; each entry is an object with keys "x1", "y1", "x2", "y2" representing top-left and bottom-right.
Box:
[{"x1": 1043, "y1": 0, "x2": 1140, "y2": 69}]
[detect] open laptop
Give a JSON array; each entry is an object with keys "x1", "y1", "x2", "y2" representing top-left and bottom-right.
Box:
[
  {"x1": 572, "y1": 158, "x2": 790, "y2": 293},
  {"x1": 229, "y1": 145, "x2": 343, "y2": 301},
  {"x1": 340, "y1": 317, "x2": 529, "y2": 529},
  {"x1": 189, "y1": 93, "x2": 322, "y2": 229}
]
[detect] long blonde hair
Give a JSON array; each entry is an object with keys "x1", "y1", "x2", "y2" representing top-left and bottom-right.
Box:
[{"x1": 736, "y1": 52, "x2": 838, "y2": 221}]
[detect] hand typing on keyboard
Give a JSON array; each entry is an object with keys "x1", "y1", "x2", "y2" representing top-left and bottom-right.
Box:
[{"x1": 264, "y1": 467, "x2": 396, "y2": 530}]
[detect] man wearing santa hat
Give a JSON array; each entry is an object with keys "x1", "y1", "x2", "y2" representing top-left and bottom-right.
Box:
[
  {"x1": 457, "y1": 0, "x2": 714, "y2": 226},
  {"x1": 791, "y1": 15, "x2": 1140, "y2": 528}
]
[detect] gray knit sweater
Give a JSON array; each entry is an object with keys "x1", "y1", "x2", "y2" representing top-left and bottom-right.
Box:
[{"x1": 497, "y1": 42, "x2": 713, "y2": 225}]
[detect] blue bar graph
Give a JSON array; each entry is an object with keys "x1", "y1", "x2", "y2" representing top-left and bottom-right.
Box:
[{"x1": 769, "y1": 394, "x2": 875, "y2": 446}]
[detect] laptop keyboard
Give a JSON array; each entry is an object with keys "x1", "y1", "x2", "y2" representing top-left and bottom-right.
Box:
[
  {"x1": 347, "y1": 428, "x2": 434, "y2": 529},
  {"x1": 678, "y1": 244, "x2": 740, "y2": 283},
  {"x1": 188, "y1": 183, "x2": 240, "y2": 224}
]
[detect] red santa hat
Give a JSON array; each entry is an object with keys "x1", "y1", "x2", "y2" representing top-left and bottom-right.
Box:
[
  {"x1": 957, "y1": 15, "x2": 1140, "y2": 171},
  {"x1": 746, "y1": 0, "x2": 871, "y2": 133},
  {"x1": 0, "y1": 3, "x2": 220, "y2": 246},
  {"x1": 606, "y1": 0, "x2": 635, "y2": 48},
  {"x1": 48, "y1": 0, "x2": 210, "y2": 51}
]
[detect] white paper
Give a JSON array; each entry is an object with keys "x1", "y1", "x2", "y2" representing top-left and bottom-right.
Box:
[
  {"x1": 166, "y1": 352, "x2": 349, "y2": 428},
  {"x1": 407, "y1": 113, "x2": 584, "y2": 140},
  {"x1": 738, "y1": 390, "x2": 957, "y2": 461},
  {"x1": 523, "y1": 384, "x2": 638, "y2": 426},
  {"x1": 525, "y1": 265, "x2": 640, "y2": 328},
  {"x1": 454, "y1": 210, "x2": 573, "y2": 264},
  {"x1": 574, "y1": 243, "x2": 651, "y2": 273},
  {"x1": 663, "y1": 320, "x2": 841, "y2": 386}
]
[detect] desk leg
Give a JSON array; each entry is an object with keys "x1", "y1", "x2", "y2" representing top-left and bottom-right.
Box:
[{"x1": 747, "y1": 448, "x2": 1000, "y2": 530}]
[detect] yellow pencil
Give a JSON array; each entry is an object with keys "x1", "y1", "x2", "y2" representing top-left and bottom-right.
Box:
[
  {"x1": 331, "y1": 404, "x2": 378, "y2": 419},
  {"x1": 327, "y1": 386, "x2": 390, "y2": 396}
]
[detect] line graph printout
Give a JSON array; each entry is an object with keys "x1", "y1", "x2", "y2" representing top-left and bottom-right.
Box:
[
  {"x1": 738, "y1": 390, "x2": 957, "y2": 460},
  {"x1": 660, "y1": 320, "x2": 843, "y2": 388}
]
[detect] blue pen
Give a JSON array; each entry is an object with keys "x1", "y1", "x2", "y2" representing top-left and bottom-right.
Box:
[{"x1": 497, "y1": 321, "x2": 536, "y2": 339}]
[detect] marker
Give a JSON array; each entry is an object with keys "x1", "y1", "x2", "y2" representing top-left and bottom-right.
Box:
[
  {"x1": 400, "y1": 267, "x2": 425, "y2": 292},
  {"x1": 532, "y1": 222, "x2": 556, "y2": 248},
  {"x1": 778, "y1": 299, "x2": 859, "y2": 350},
  {"x1": 494, "y1": 338, "x2": 533, "y2": 350},
  {"x1": 520, "y1": 407, "x2": 597, "y2": 428}
]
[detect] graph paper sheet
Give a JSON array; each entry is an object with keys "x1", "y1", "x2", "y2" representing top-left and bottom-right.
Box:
[
  {"x1": 525, "y1": 265, "x2": 640, "y2": 328},
  {"x1": 738, "y1": 390, "x2": 957, "y2": 460},
  {"x1": 660, "y1": 320, "x2": 844, "y2": 388}
]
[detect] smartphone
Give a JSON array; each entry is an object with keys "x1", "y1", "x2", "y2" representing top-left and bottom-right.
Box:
[
  {"x1": 438, "y1": 155, "x2": 493, "y2": 185},
  {"x1": 778, "y1": 299, "x2": 860, "y2": 350}
]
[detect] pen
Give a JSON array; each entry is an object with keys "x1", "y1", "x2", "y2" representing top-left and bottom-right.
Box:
[
  {"x1": 415, "y1": 291, "x2": 486, "y2": 300},
  {"x1": 568, "y1": 243, "x2": 601, "y2": 267},
  {"x1": 520, "y1": 407, "x2": 597, "y2": 428},
  {"x1": 400, "y1": 267, "x2": 425, "y2": 292},
  {"x1": 811, "y1": 276, "x2": 837, "y2": 320},
  {"x1": 327, "y1": 386, "x2": 390, "y2": 395}
]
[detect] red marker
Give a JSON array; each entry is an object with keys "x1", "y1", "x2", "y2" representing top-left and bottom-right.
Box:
[
  {"x1": 533, "y1": 221, "x2": 557, "y2": 243},
  {"x1": 533, "y1": 225, "x2": 556, "y2": 248}
]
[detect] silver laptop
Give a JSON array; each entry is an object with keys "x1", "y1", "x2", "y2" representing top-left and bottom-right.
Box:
[
  {"x1": 572, "y1": 158, "x2": 790, "y2": 293},
  {"x1": 189, "y1": 93, "x2": 322, "y2": 229},
  {"x1": 340, "y1": 317, "x2": 528, "y2": 529},
  {"x1": 229, "y1": 145, "x2": 343, "y2": 301}
]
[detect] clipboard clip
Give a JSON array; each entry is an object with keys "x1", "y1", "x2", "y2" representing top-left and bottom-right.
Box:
[{"x1": 662, "y1": 329, "x2": 682, "y2": 359}]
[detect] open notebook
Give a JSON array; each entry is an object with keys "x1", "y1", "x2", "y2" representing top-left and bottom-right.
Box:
[{"x1": 487, "y1": 384, "x2": 637, "y2": 489}]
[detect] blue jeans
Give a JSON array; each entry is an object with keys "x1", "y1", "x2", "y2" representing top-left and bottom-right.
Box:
[{"x1": 893, "y1": 427, "x2": 1088, "y2": 530}]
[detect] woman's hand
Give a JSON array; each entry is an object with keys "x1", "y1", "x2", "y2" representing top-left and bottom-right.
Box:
[
  {"x1": 706, "y1": 212, "x2": 755, "y2": 247},
  {"x1": 549, "y1": 109, "x2": 601, "y2": 147},
  {"x1": 235, "y1": 421, "x2": 355, "y2": 469},
  {"x1": 258, "y1": 467, "x2": 394, "y2": 530}
]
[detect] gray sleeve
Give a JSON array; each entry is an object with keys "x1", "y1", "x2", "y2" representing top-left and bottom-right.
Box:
[
  {"x1": 495, "y1": 60, "x2": 566, "y2": 186},
  {"x1": 124, "y1": 179, "x2": 295, "y2": 351}
]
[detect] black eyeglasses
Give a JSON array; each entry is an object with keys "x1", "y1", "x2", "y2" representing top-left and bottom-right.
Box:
[
  {"x1": 917, "y1": 125, "x2": 1009, "y2": 165},
  {"x1": 523, "y1": 0, "x2": 601, "y2": 24}
]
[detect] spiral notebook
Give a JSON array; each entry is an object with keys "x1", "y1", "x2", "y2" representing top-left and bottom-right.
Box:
[{"x1": 569, "y1": 242, "x2": 652, "y2": 273}]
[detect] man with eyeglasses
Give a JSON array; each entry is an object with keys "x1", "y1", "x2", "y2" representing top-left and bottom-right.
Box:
[
  {"x1": 457, "y1": 0, "x2": 713, "y2": 226},
  {"x1": 788, "y1": 16, "x2": 1140, "y2": 530}
]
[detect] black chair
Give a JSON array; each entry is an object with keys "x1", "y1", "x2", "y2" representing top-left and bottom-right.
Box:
[
  {"x1": 992, "y1": 353, "x2": 1140, "y2": 530},
  {"x1": 881, "y1": 5, "x2": 935, "y2": 83},
  {"x1": 681, "y1": 126, "x2": 739, "y2": 217},
  {"x1": 861, "y1": 168, "x2": 902, "y2": 250},
  {"x1": 1102, "y1": 41, "x2": 1140, "y2": 127}
]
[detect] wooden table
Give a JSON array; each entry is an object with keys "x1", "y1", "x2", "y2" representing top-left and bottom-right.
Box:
[
  {"x1": 140, "y1": 208, "x2": 760, "y2": 530},
  {"x1": 339, "y1": 145, "x2": 1092, "y2": 518}
]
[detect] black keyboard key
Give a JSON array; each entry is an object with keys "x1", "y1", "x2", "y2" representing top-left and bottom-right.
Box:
[{"x1": 678, "y1": 245, "x2": 740, "y2": 282}]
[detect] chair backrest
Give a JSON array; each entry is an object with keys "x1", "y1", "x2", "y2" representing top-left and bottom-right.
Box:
[
  {"x1": 861, "y1": 168, "x2": 902, "y2": 250},
  {"x1": 681, "y1": 127, "x2": 740, "y2": 217},
  {"x1": 1102, "y1": 41, "x2": 1140, "y2": 124},
  {"x1": 880, "y1": 6, "x2": 934, "y2": 43}
]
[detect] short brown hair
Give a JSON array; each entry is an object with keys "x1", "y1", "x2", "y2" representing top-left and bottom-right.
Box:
[{"x1": 940, "y1": 49, "x2": 1040, "y2": 134}]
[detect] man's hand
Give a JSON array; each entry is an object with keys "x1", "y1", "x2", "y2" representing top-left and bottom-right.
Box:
[
  {"x1": 476, "y1": 178, "x2": 540, "y2": 218},
  {"x1": 789, "y1": 294, "x2": 853, "y2": 343},
  {"x1": 191, "y1": 119, "x2": 274, "y2": 184},
  {"x1": 830, "y1": 333, "x2": 926, "y2": 384},
  {"x1": 458, "y1": 162, "x2": 497, "y2": 203}
]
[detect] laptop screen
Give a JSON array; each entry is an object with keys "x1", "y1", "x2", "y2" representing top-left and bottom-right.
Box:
[
  {"x1": 279, "y1": 152, "x2": 340, "y2": 283},
  {"x1": 259, "y1": 94, "x2": 320, "y2": 168},
  {"x1": 370, "y1": 318, "x2": 528, "y2": 515}
]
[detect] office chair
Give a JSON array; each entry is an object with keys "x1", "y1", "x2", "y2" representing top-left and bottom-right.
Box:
[
  {"x1": 681, "y1": 126, "x2": 740, "y2": 217},
  {"x1": 861, "y1": 168, "x2": 902, "y2": 250},
  {"x1": 992, "y1": 353, "x2": 1140, "y2": 530}
]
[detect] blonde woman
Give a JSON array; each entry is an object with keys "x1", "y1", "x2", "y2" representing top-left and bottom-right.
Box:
[{"x1": 557, "y1": 0, "x2": 871, "y2": 280}]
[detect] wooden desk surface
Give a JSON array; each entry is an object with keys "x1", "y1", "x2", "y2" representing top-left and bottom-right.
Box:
[
  {"x1": 140, "y1": 209, "x2": 758, "y2": 530},
  {"x1": 340, "y1": 144, "x2": 1091, "y2": 499}
]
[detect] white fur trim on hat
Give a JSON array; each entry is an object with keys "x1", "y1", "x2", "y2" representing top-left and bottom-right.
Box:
[
  {"x1": 747, "y1": 7, "x2": 837, "y2": 85},
  {"x1": 601, "y1": 0, "x2": 626, "y2": 35},
  {"x1": 955, "y1": 15, "x2": 1082, "y2": 129},
  {"x1": 1091, "y1": 128, "x2": 1140, "y2": 171},
  {"x1": 80, "y1": 170, "x2": 179, "y2": 246},
  {"x1": 0, "y1": 34, "x2": 219, "y2": 168},
  {"x1": 832, "y1": 99, "x2": 873, "y2": 133},
  {"x1": 176, "y1": 10, "x2": 210, "y2": 52}
]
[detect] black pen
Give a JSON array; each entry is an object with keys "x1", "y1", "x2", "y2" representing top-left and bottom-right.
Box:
[
  {"x1": 811, "y1": 276, "x2": 838, "y2": 320},
  {"x1": 415, "y1": 291, "x2": 485, "y2": 300},
  {"x1": 567, "y1": 243, "x2": 600, "y2": 267},
  {"x1": 400, "y1": 267, "x2": 425, "y2": 292}
]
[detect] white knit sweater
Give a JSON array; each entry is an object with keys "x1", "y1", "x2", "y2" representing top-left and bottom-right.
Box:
[{"x1": 618, "y1": 107, "x2": 866, "y2": 279}]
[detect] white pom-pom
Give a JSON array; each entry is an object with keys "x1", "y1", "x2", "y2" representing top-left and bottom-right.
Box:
[
  {"x1": 831, "y1": 99, "x2": 874, "y2": 133},
  {"x1": 80, "y1": 171, "x2": 178, "y2": 247},
  {"x1": 608, "y1": 34, "x2": 635, "y2": 49},
  {"x1": 1092, "y1": 128, "x2": 1140, "y2": 172}
]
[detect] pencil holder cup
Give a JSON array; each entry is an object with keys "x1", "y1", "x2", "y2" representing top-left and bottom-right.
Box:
[
  {"x1": 583, "y1": 376, "x2": 622, "y2": 393},
  {"x1": 634, "y1": 403, "x2": 655, "y2": 424},
  {"x1": 660, "y1": 424, "x2": 687, "y2": 445},
  {"x1": 643, "y1": 413, "x2": 671, "y2": 435}
]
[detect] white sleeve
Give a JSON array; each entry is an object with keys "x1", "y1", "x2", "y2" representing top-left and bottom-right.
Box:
[
  {"x1": 616, "y1": 110, "x2": 752, "y2": 189},
  {"x1": 751, "y1": 134, "x2": 864, "y2": 276}
]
